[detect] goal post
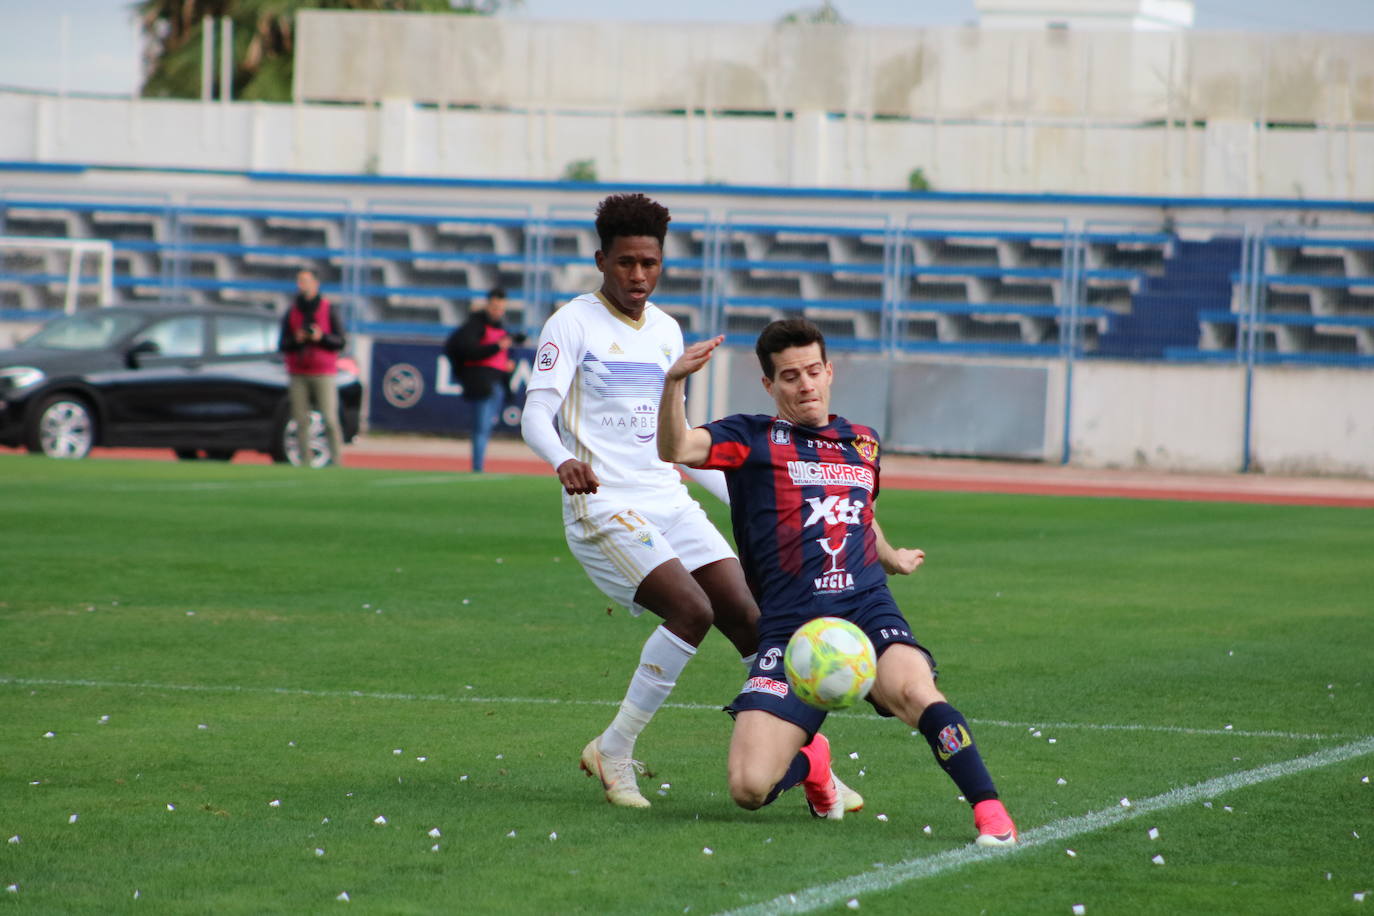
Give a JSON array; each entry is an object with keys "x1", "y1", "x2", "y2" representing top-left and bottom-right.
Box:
[{"x1": 0, "y1": 236, "x2": 115, "y2": 312}]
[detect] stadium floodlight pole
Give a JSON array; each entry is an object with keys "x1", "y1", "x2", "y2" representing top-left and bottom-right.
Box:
[{"x1": 201, "y1": 17, "x2": 213, "y2": 103}]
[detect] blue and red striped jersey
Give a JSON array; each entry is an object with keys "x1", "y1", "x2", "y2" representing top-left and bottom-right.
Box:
[{"x1": 698, "y1": 413, "x2": 887, "y2": 641}]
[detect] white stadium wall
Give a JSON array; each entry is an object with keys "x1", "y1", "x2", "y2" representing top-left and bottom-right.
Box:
[
  {"x1": 2, "y1": 90, "x2": 1372, "y2": 199},
  {"x1": 1065, "y1": 361, "x2": 1247, "y2": 471}
]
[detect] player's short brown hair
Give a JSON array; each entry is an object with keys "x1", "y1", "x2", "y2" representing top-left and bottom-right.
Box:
[{"x1": 755, "y1": 318, "x2": 828, "y2": 379}]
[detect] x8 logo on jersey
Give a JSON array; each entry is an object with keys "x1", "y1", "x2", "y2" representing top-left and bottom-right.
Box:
[{"x1": 804, "y1": 495, "x2": 865, "y2": 526}]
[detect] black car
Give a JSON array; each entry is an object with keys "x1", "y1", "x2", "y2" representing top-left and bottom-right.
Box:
[{"x1": 0, "y1": 305, "x2": 362, "y2": 466}]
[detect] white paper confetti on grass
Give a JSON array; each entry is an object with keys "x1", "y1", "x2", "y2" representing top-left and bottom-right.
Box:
[
  {"x1": 1362, "y1": 776, "x2": 1370, "y2": 784},
  {"x1": 5, "y1": 885, "x2": 17, "y2": 893},
  {"x1": 197, "y1": 724, "x2": 208, "y2": 730},
  {"x1": 1354, "y1": 892, "x2": 1367, "y2": 902},
  {"x1": 43, "y1": 731, "x2": 55, "y2": 738},
  {"x1": 6, "y1": 836, "x2": 18, "y2": 844},
  {"x1": 166, "y1": 804, "x2": 176, "y2": 812},
  {"x1": 428, "y1": 828, "x2": 441, "y2": 838},
  {"x1": 849, "y1": 752, "x2": 860, "y2": 760},
  {"x1": 1057, "y1": 778, "x2": 1068, "y2": 785},
  {"x1": 416, "y1": 757, "x2": 427, "y2": 763},
  {"x1": 373, "y1": 816, "x2": 387, "y2": 826},
  {"x1": 921, "y1": 825, "x2": 932, "y2": 835},
  {"x1": 1119, "y1": 798, "x2": 1132, "y2": 808},
  {"x1": 846, "y1": 899, "x2": 860, "y2": 910},
  {"x1": 1148, "y1": 827, "x2": 1160, "y2": 840},
  {"x1": 99, "y1": 715, "x2": 110, "y2": 724},
  {"x1": 269, "y1": 800, "x2": 281, "y2": 808},
  {"x1": 1223, "y1": 806, "x2": 1233, "y2": 813},
  {"x1": 431, "y1": 844, "x2": 440, "y2": 852},
  {"x1": 506, "y1": 830, "x2": 516, "y2": 838},
  {"x1": 392, "y1": 749, "x2": 403, "y2": 756},
  {"x1": 1048, "y1": 738, "x2": 1058, "y2": 744},
  {"x1": 68, "y1": 814, "x2": 79, "y2": 824},
  {"x1": 703, "y1": 848, "x2": 714, "y2": 856},
  {"x1": 549, "y1": 832, "x2": 558, "y2": 841},
  {"x1": 336, "y1": 891, "x2": 350, "y2": 902},
  {"x1": 1152, "y1": 854, "x2": 1165, "y2": 865},
  {"x1": 133, "y1": 890, "x2": 140, "y2": 899},
  {"x1": 875, "y1": 814, "x2": 888, "y2": 822},
  {"x1": 315, "y1": 848, "x2": 325, "y2": 857},
  {"x1": 1066, "y1": 849, "x2": 1077, "y2": 858},
  {"x1": 1072, "y1": 905, "x2": 1086, "y2": 915}
]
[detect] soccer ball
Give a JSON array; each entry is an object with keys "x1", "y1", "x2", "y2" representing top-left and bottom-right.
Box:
[{"x1": 783, "y1": 616, "x2": 877, "y2": 711}]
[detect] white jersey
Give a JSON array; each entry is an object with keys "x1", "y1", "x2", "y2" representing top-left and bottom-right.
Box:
[{"x1": 528, "y1": 291, "x2": 688, "y2": 522}]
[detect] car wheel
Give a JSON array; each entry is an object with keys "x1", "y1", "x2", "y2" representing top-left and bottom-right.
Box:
[
  {"x1": 274, "y1": 410, "x2": 333, "y2": 468},
  {"x1": 203, "y1": 449, "x2": 235, "y2": 462},
  {"x1": 27, "y1": 395, "x2": 97, "y2": 459},
  {"x1": 175, "y1": 449, "x2": 201, "y2": 461}
]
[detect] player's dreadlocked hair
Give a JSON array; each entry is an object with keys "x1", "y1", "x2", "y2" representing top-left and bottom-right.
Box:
[
  {"x1": 755, "y1": 318, "x2": 828, "y2": 379},
  {"x1": 594, "y1": 193, "x2": 671, "y2": 252}
]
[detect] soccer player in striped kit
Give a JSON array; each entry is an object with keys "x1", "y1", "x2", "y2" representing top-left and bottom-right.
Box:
[{"x1": 657, "y1": 317, "x2": 1019, "y2": 846}]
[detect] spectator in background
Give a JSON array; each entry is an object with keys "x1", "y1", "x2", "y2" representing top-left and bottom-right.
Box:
[
  {"x1": 278, "y1": 268, "x2": 346, "y2": 467},
  {"x1": 446, "y1": 287, "x2": 518, "y2": 472}
]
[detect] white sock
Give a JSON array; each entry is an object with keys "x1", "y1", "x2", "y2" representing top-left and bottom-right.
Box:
[{"x1": 600, "y1": 626, "x2": 696, "y2": 759}]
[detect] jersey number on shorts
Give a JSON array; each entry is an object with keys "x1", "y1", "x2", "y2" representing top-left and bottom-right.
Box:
[{"x1": 610, "y1": 509, "x2": 650, "y2": 531}]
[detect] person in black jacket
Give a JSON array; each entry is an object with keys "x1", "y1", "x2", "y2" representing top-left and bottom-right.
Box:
[{"x1": 444, "y1": 288, "x2": 518, "y2": 472}]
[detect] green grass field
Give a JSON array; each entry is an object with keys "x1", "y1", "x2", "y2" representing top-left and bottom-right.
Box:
[{"x1": 2, "y1": 454, "x2": 1372, "y2": 914}]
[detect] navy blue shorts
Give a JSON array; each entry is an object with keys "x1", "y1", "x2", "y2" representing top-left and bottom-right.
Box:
[{"x1": 727, "y1": 590, "x2": 937, "y2": 739}]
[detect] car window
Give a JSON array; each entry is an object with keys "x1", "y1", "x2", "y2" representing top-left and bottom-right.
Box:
[
  {"x1": 134, "y1": 316, "x2": 206, "y2": 358},
  {"x1": 216, "y1": 315, "x2": 278, "y2": 356},
  {"x1": 22, "y1": 311, "x2": 143, "y2": 350}
]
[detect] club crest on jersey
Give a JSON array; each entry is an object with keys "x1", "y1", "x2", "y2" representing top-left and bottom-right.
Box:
[
  {"x1": 771, "y1": 421, "x2": 792, "y2": 445},
  {"x1": 636, "y1": 529, "x2": 655, "y2": 549},
  {"x1": 936, "y1": 723, "x2": 972, "y2": 761},
  {"x1": 853, "y1": 434, "x2": 879, "y2": 463},
  {"x1": 660, "y1": 344, "x2": 673, "y2": 362},
  {"x1": 536, "y1": 342, "x2": 559, "y2": 371}
]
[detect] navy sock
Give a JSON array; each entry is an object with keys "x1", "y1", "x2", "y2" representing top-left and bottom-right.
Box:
[
  {"x1": 916, "y1": 701, "x2": 998, "y2": 805},
  {"x1": 762, "y1": 751, "x2": 811, "y2": 807}
]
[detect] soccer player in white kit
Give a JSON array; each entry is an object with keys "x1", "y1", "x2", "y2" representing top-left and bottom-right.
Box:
[{"x1": 520, "y1": 194, "x2": 859, "y2": 814}]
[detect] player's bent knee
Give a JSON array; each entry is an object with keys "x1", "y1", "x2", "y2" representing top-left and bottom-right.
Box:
[{"x1": 727, "y1": 775, "x2": 772, "y2": 810}]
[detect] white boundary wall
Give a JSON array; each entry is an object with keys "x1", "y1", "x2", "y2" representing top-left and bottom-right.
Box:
[
  {"x1": 1061, "y1": 361, "x2": 1374, "y2": 476},
  {"x1": 1, "y1": 91, "x2": 1371, "y2": 198}
]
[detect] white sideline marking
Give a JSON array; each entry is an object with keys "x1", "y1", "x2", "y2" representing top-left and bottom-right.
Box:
[
  {"x1": 716, "y1": 736, "x2": 1374, "y2": 916},
  {"x1": 0, "y1": 677, "x2": 1361, "y2": 743}
]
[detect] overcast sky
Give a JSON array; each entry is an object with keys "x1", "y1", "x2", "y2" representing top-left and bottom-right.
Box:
[{"x1": 1, "y1": 0, "x2": 1372, "y2": 95}]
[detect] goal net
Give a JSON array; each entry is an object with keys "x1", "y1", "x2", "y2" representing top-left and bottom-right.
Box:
[{"x1": 0, "y1": 236, "x2": 115, "y2": 315}]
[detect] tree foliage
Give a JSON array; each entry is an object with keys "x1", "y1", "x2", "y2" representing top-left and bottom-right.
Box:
[
  {"x1": 777, "y1": 2, "x2": 846, "y2": 26},
  {"x1": 136, "y1": 0, "x2": 506, "y2": 102}
]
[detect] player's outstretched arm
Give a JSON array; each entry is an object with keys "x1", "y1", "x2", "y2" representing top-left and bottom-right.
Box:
[
  {"x1": 872, "y1": 514, "x2": 925, "y2": 576},
  {"x1": 657, "y1": 336, "x2": 722, "y2": 466}
]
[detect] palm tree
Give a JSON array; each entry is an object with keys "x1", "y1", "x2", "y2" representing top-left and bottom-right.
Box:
[{"x1": 136, "y1": 0, "x2": 508, "y2": 102}]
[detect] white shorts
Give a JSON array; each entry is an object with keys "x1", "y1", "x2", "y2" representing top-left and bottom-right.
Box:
[{"x1": 565, "y1": 488, "x2": 736, "y2": 616}]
